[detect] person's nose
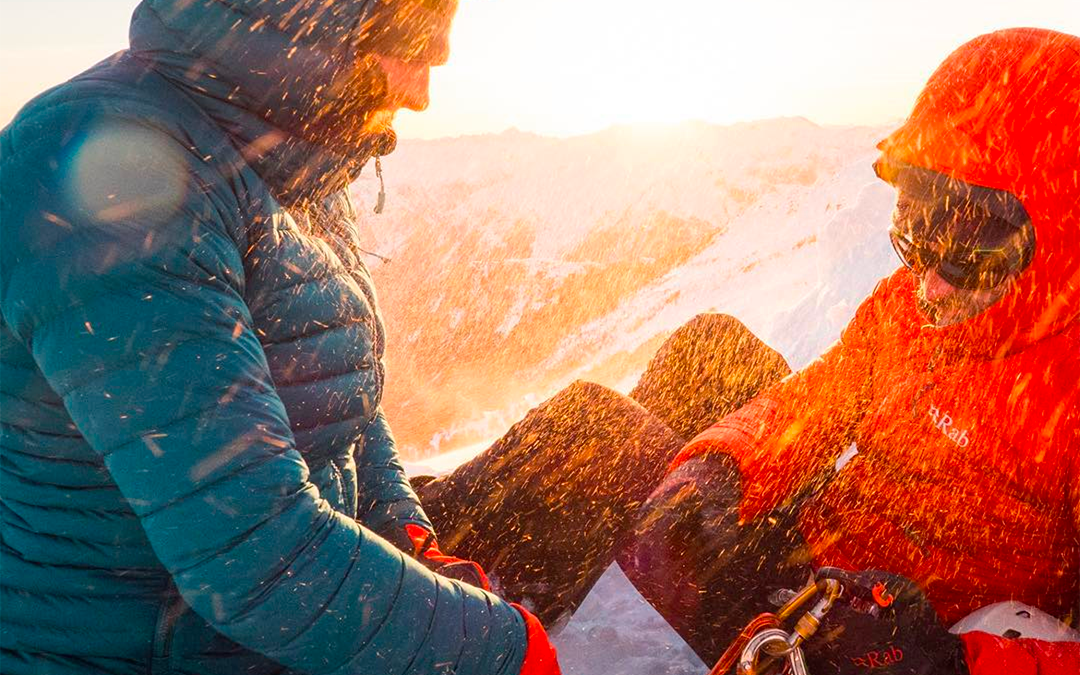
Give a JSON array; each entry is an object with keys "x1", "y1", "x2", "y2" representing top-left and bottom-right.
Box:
[
  {"x1": 376, "y1": 55, "x2": 431, "y2": 111},
  {"x1": 920, "y1": 266, "x2": 956, "y2": 302}
]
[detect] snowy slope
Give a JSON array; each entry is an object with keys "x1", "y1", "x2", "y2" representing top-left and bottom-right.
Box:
[
  {"x1": 768, "y1": 180, "x2": 898, "y2": 370},
  {"x1": 359, "y1": 119, "x2": 877, "y2": 261},
  {"x1": 536, "y1": 152, "x2": 898, "y2": 384}
]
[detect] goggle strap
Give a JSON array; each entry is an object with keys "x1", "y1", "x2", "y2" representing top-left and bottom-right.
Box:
[{"x1": 874, "y1": 156, "x2": 1031, "y2": 230}]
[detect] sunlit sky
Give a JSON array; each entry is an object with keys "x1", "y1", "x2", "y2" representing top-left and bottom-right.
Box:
[{"x1": 2, "y1": 1, "x2": 1078, "y2": 137}]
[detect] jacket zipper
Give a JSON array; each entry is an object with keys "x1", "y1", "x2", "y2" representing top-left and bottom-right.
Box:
[
  {"x1": 150, "y1": 581, "x2": 187, "y2": 675},
  {"x1": 910, "y1": 343, "x2": 944, "y2": 415}
]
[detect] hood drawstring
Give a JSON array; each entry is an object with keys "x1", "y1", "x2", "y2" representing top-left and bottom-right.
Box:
[
  {"x1": 356, "y1": 244, "x2": 392, "y2": 265},
  {"x1": 373, "y1": 154, "x2": 386, "y2": 214},
  {"x1": 355, "y1": 154, "x2": 391, "y2": 264}
]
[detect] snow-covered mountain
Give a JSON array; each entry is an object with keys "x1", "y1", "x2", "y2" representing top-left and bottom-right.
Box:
[{"x1": 351, "y1": 118, "x2": 899, "y2": 459}]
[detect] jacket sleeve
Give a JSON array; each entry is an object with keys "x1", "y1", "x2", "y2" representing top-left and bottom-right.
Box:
[
  {"x1": 958, "y1": 397, "x2": 1080, "y2": 675},
  {"x1": 0, "y1": 107, "x2": 526, "y2": 675},
  {"x1": 961, "y1": 632, "x2": 1080, "y2": 675},
  {"x1": 355, "y1": 408, "x2": 435, "y2": 547},
  {"x1": 672, "y1": 280, "x2": 883, "y2": 522}
]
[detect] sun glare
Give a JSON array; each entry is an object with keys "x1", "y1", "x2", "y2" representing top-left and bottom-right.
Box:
[
  {"x1": 394, "y1": 0, "x2": 1080, "y2": 138},
  {"x1": 3, "y1": 1, "x2": 1079, "y2": 134},
  {"x1": 394, "y1": 0, "x2": 891, "y2": 137}
]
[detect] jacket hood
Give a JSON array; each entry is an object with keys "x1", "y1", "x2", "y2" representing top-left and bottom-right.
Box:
[
  {"x1": 128, "y1": 0, "x2": 455, "y2": 203},
  {"x1": 877, "y1": 28, "x2": 1080, "y2": 357}
]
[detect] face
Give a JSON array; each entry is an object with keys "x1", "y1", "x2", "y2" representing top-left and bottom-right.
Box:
[
  {"x1": 299, "y1": 53, "x2": 434, "y2": 152},
  {"x1": 890, "y1": 193, "x2": 1028, "y2": 327},
  {"x1": 278, "y1": 0, "x2": 456, "y2": 157},
  {"x1": 880, "y1": 156, "x2": 1038, "y2": 328}
]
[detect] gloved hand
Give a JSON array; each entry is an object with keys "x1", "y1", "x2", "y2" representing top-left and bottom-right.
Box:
[
  {"x1": 511, "y1": 603, "x2": 562, "y2": 675},
  {"x1": 804, "y1": 568, "x2": 969, "y2": 675},
  {"x1": 404, "y1": 523, "x2": 492, "y2": 592},
  {"x1": 619, "y1": 455, "x2": 743, "y2": 631},
  {"x1": 405, "y1": 526, "x2": 561, "y2": 674}
]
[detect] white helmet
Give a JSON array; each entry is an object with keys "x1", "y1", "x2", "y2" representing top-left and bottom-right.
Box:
[{"x1": 950, "y1": 602, "x2": 1080, "y2": 643}]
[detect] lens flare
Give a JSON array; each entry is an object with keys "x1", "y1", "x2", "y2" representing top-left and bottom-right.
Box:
[{"x1": 68, "y1": 122, "x2": 187, "y2": 227}]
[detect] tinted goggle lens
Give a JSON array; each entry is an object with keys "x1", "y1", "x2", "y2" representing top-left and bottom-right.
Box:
[
  {"x1": 889, "y1": 230, "x2": 1018, "y2": 290},
  {"x1": 937, "y1": 248, "x2": 1015, "y2": 290}
]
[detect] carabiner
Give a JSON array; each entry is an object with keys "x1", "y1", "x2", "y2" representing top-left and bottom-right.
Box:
[{"x1": 736, "y1": 627, "x2": 809, "y2": 675}]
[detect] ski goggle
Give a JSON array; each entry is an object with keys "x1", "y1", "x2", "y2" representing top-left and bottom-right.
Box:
[
  {"x1": 888, "y1": 229, "x2": 1027, "y2": 291},
  {"x1": 875, "y1": 156, "x2": 1036, "y2": 291}
]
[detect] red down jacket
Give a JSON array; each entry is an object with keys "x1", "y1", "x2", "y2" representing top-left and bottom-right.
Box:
[{"x1": 675, "y1": 28, "x2": 1079, "y2": 674}]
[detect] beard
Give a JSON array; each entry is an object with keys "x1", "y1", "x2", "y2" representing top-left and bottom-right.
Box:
[
  {"x1": 264, "y1": 57, "x2": 399, "y2": 204},
  {"x1": 295, "y1": 54, "x2": 398, "y2": 160},
  {"x1": 915, "y1": 280, "x2": 1013, "y2": 328},
  {"x1": 917, "y1": 295, "x2": 947, "y2": 325},
  {"x1": 916, "y1": 289, "x2": 976, "y2": 327}
]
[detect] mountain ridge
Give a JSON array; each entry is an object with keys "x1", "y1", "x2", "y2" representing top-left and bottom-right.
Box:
[{"x1": 350, "y1": 118, "x2": 898, "y2": 457}]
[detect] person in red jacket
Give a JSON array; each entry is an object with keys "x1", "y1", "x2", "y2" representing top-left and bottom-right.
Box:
[
  {"x1": 618, "y1": 26, "x2": 1080, "y2": 675},
  {"x1": 417, "y1": 26, "x2": 1078, "y2": 675}
]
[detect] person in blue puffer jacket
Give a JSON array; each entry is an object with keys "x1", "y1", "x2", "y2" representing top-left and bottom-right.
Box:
[{"x1": 0, "y1": 1, "x2": 560, "y2": 673}]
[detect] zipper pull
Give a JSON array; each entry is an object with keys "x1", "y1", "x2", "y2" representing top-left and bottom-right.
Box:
[{"x1": 373, "y1": 155, "x2": 386, "y2": 214}]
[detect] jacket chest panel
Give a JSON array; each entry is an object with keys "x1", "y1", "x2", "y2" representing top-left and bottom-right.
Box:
[
  {"x1": 237, "y1": 205, "x2": 384, "y2": 454},
  {"x1": 860, "y1": 334, "x2": 1071, "y2": 507},
  {"x1": 243, "y1": 210, "x2": 378, "y2": 339}
]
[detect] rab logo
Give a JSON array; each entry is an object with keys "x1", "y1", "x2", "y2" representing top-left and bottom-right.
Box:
[
  {"x1": 850, "y1": 645, "x2": 904, "y2": 669},
  {"x1": 928, "y1": 403, "x2": 971, "y2": 448}
]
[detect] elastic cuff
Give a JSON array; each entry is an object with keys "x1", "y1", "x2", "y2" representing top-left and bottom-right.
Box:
[{"x1": 510, "y1": 603, "x2": 561, "y2": 675}]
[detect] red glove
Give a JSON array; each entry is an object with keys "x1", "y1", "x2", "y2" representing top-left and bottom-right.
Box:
[
  {"x1": 511, "y1": 603, "x2": 562, "y2": 675},
  {"x1": 404, "y1": 523, "x2": 492, "y2": 592}
]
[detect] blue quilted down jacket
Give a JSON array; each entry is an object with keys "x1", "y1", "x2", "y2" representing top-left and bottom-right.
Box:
[{"x1": 0, "y1": 1, "x2": 527, "y2": 674}]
